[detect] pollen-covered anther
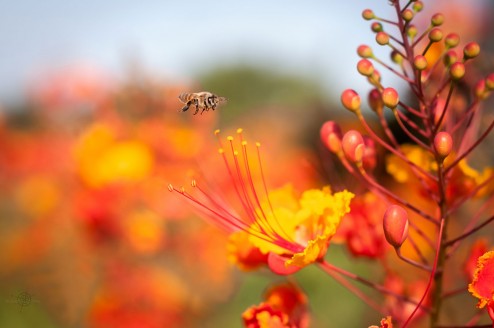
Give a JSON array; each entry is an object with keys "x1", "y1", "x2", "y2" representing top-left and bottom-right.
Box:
[
  {"x1": 218, "y1": 148, "x2": 225, "y2": 154},
  {"x1": 167, "y1": 184, "x2": 174, "y2": 192},
  {"x1": 342, "y1": 130, "x2": 365, "y2": 163},
  {"x1": 237, "y1": 128, "x2": 243, "y2": 134},
  {"x1": 255, "y1": 142, "x2": 261, "y2": 148},
  {"x1": 434, "y1": 132, "x2": 453, "y2": 159},
  {"x1": 227, "y1": 136, "x2": 234, "y2": 141},
  {"x1": 242, "y1": 141, "x2": 248, "y2": 146},
  {"x1": 191, "y1": 179, "x2": 197, "y2": 187},
  {"x1": 180, "y1": 186, "x2": 185, "y2": 194},
  {"x1": 214, "y1": 129, "x2": 221, "y2": 135},
  {"x1": 383, "y1": 205, "x2": 409, "y2": 248}
]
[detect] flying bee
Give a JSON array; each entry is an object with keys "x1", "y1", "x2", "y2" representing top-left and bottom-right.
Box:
[{"x1": 178, "y1": 91, "x2": 227, "y2": 115}]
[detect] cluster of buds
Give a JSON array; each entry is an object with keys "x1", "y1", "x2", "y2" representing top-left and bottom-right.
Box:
[{"x1": 321, "y1": 1, "x2": 494, "y2": 327}]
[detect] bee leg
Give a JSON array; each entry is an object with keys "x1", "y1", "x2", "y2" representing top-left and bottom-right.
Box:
[
  {"x1": 193, "y1": 99, "x2": 200, "y2": 115},
  {"x1": 180, "y1": 101, "x2": 191, "y2": 112}
]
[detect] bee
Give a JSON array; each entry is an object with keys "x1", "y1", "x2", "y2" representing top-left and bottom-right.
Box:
[{"x1": 178, "y1": 91, "x2": 227, "y2": 115}]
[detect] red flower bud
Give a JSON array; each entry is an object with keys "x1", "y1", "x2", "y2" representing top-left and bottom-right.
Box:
[
  {"x1": 434, "y1": 131, "x2": 453, "y2": 159},
  {"x1": 443, "y1": 50, "x2": 457, "y2": 66},
  {"x1": 486, "y1": 73, "x2": 494, "y2": 91},
  {"x1": 376, "y1": 32, "x2": 389, "y2": 45},
  {"x1": 450, "y1": 62, "x2": 465, "y2": 80},
  {"x1": 407, "y1": 25, "x2": 418, "y2": 39},
  {"x1": 357, "y1": 45, "x2": 373, "y2": 58},
  {"x1": 368, "y1": 88, "x2": 384, "y2": 113},
  {"x1": 413, "y1": 55, "x2": 428, "y2": 71},
  {"x1": 402, "y1": 9, "x2": 414, "y2": 22},
  {"x1": 357, "y1": 59, "x2": 374, "y2": 76},
  {"x1": 413, "y1": 1, "x2": 423, "y2": 12},
  {"x1": 341, "y1": 89, "x2": 361, "y2": 112},
  {"x1": 464, "y1": 42, "x2": 480, "y2": 60},
  {"x1": 382, "y1": 87, "x2": 399, "y2": 109},
  {"x1": 362, "y1": 9, "x2": 374, "y2": 20},
  {"x1": 342, "y1": 130, "x2": 365, "y2": 163},
  {"x1": 429, "y1": 28, "x2": 443, "y2": 42},
  {"x1": 371, "y1": 22, "x2": 383, "y2": 33},
  {"x1": 431, "y1": 13, "x2": 444, "y2": 26},
  {"x1": 445, "y1": 33, "x2": 460, "y2": 48},
  {"x1": 320, "y1": 121, "x2": 342, "y2": 153},
  {"x1": 383, "y1": 205, "x2": 409, "y2": 248}
]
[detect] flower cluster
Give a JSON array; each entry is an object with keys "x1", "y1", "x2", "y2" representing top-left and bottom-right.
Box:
[{"x1": 172, "y1": 1, "x2": 494, "y2": 327}]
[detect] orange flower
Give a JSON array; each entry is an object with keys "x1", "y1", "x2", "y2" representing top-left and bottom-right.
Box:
[
  {"x1": 169, "y1": 129, "x2": 353, "y2": 273},
  {"x1": 369, "y1": 316, "x2": 393, "y2": 328},
  {"x1": 242, "y1": 282, "x2": 309, "y2": 328},
  {"x1": 469, "y1": 250, "x2": 494, "y2": 309}
]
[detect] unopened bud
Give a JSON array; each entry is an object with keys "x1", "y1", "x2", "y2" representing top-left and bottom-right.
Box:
[
  {"x1": 431, "y1": 13, "x2": 444, "y2": 26},
  {"x1": 402, "y1": 9, "x2": 414, "y2": 22},
  {"x1": 371, "y1": 22, "x2": 383, "y2": 33},
  {"x1": 443, "y1": 50, "x2": 457, "y2": 67},
  {"x1": 368, "y1": 89, "x2": 384, "y2": 113},
  {"x1": 357, "y1": 45, "x2": 373, "y2": 58},
  {"x1": 434, "y1": 132, "x2": 453, "y2": 159},
  {"x1": 391, "y1": 51, "x2": 403, "y2": 64},
  {"x1": 445, "y1": 33, "x2": 460, "y2": 48},
  {"x1": 357, "y1": 59, "x2": 374, "y2": 76},
  {"x1": 474, "y1": 80, "x2": 489, "y2": 100},
  {"x1": 413, "y1": 1, "x2": 423, "y2": 12},
  {"x1": 382, "y1": 87, "x2": 399, "y2": 109},
  {"x1": 450, "y1": 62, "x2": 465, "y2": 80},
  {"x1": 362, "y1": 136, "x2": 377, "y2": 171},
  {"x1": 407, "y1": 25, "x2": 418, "y2": 39},
  {"x1": 368, "y1": 70, "x2": 382, "y2": 87},
  {"x1": 376, "y1": 32, "x2": 390, "y2": 45},
  {"x1": 413, "y1": 55, "x2": 428, "y2": 71},
  {"x1": 342, "y1": 130, "x2": 365, "y2": 163},
  {"x1": 383, "y1": 205, "x2": 409, "y2": 248},
  {"x1": 362, "y1": 9, "x2": 374, "y2": 20},
  {"x1": 486, "y1": 73, "x2": 494, "y2": 90},
  {"x1": 429, "y1": 28, "x2": 443, "y2": 42},
  {"x1": 463, "y1": 42, "x2": 480, "y2": 60},
  {"x1": 320, "y1": 121, "x2": 342, "y2": 153},
  {"x1": 341, "y1": 89, "x2": 361, "y2": 112}
]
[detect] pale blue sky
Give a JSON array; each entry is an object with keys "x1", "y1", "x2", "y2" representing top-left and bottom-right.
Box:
[{"x1": 0, "y1": 0, "x2": 488, "y2": 104}]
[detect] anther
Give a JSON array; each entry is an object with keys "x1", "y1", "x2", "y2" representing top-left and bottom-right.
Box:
[{"x1": 167, "y1": 184, "x2": 174, "y2": 192}]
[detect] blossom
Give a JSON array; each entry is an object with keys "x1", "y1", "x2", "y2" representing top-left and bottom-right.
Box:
[
  {"x1": 469, "y1": 250, "x2": 494, "y2": 309},
  {"x1": 242, "y1": 282, "x2": 309, "y2": 328},
  {"x1": 169, "y1": 129, "x2": 353, "y2": 272}
]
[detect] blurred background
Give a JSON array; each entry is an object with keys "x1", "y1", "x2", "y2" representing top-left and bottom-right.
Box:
[{"x1": 0, "y1": 0, "x2": 492, "y2": 327}]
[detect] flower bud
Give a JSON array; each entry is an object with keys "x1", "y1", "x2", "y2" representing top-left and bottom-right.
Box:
[
  {"x1": 362, "y1": 9, "x2": 374, "y2": 20},
  {"x1": 371, "y1": 22, "x2": 383, "y2": 33},
  {"x1": 342, "y1": 130, "x2": 365, "y2": 163},
  {"x1": 376, "y1": 32, "x2": 389, "y2": 45},
  {"x1": 382, "y1": 87, "x2": 399, "y2": 109},
  {"x1": 341, "y1": 89, "x2": 361, "y2": 112},
  {"x1": 383, "y1": 205, "x2": 409, "y2": 248},
  {"x1": 431, "y1": 13, "x2": 444, "y2": 26},
  {"x1": 391, "y1": 51, "x2": 403, "y2": 64},
  {"x1": 357, "y1": 45, "x2": 373, "y2": 58},
  {"x1": 402, "y1": 9, "x2": 414, "y2": 22},
  {"x1": 413, "y1": 1, "x2": 423, "y2": 12},
  {"x1": 445, "y1": 33, "x2": 460, "y2": 48},
  {"x1": 413, "y1": 55, "x2": 428, "y2": 71},
  {"x1": 407, "y1": 25, "x2": 418, "y2": 39},
  {"x1": 434, "y1": 132, "x2": 453, "y2": 159},
  {"x1": 368, "y1": 70, "x2": 382, "y2": 87},
  {"x1": 443, "y1": 50, "x2": 457, "y2": 67},
  {"x1": 362, "y1": 136, "x2": 377, "y2": 171},
  {"x1": 428, "y1": 28, "x2": 443, "y2": 42},
  {"x1": 320, "y1": 121, "x2": 342, "y2": 153},
  {"x1": 368, "y1": 88, "x2": 384, "y2": 113},
  {"x1": 450, "y1": 62, "x2": 465, "y2": 80},
  {"x1": 474, "y1": 80, "x2": 489, "y2": 100},
  {"x1": 486, "y1": 73, "x2": 494, "y2": 90},
  {"x1": 463, "y1": 42, "x2": 480, "y2": 60},
  {"x1": 357, "y1": 59, "x2": 374, "y2": 76}
]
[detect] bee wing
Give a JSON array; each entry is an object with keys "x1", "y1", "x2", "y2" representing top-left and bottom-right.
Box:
[
  {"x1": 178, "y1": 92, "x2": 189, "y2": 103},
  {"x1": 217, "y1": 96, "x2": 227, "y2": 104}
]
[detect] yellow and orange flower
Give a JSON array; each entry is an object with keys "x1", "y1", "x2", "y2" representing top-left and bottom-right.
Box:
[
  {"x1": 469, "y1": 250, "x2": 494, "y2": 309},
  {"x1": 169, "y1": 129, "x2": 353, "y2": 273}
]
